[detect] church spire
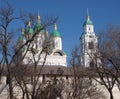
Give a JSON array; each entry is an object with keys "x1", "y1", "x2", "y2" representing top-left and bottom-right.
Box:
[
  {"x1": 21, "y1": 28, "x2": 25, "y2": 34},
  {"x1": 86, "y1": 8, "x2": 90, "y2": 20},
  {"x1": 37, "y1": 11, "x2": 40, "y2": 23},
  {"x1": 27, "y1": 20, "x2": 31, "y2": 27},
  {"x1": 54, "y1": 23, "x2": 57, "y2": 30}
]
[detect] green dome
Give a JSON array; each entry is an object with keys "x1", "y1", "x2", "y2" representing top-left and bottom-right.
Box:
[
  {"x1": 51, "y1": 30, "x2": 61, "y2": 37},
  {"x1": 34, "y1": 23, "x2": 42, "y2": 32},
  {"x1": 25, "y1": 27, "x2": 34, "y2": 34},
  {"x1": 41, "y1": 29, "x2": 46, "y2": 33},
  {"x1": 83, "y1": 19, "x2": 93, "y2": 26},
  {"x1": 18, "y1": 35, "x2": 24, "y2": 41}
]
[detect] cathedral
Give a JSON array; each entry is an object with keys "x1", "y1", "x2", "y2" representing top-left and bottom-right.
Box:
[
  {"x1": 18, "y1": 14, "x2": 67, "y2": 66},
  {"x1": 18, "y1": 12, "x2": 100, "y2": 68}
]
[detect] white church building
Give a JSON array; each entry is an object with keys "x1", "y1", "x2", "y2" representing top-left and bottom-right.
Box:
[
  {"x1": 18, "y1": 12, "x2": 100, "y2": 68},
  {"x1": 18, "y1": 14, "x2": 67, "y2": 66}
]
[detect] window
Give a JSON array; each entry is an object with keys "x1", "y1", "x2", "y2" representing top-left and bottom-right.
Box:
[
  {"x1": 88, "y1": 42, "x2": 94, "y2": 49},
  {"x1": 89, "y1": 27, "x2": 91, "y2": 31},
  {"x1": 89, "y1": 35, "x2": 92, "y2": 38}
]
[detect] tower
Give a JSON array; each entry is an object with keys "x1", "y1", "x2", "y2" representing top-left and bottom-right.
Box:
[{"x1": 80, "y1": 10, "x2": 98, "y2": 67}]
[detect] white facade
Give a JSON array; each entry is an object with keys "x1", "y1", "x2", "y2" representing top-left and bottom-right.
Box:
[
  {"x1": 19, "y1": 15, "x2": 67, "y2": 66},
  {"x1": 80, "y1": 15, "x2": 100, "y2": 67}
]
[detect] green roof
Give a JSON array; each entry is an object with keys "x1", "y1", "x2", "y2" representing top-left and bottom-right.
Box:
[
  {"x1": 51, "y1": 30, "x2": 61, "y2": 37},
  {"x1": 34, "y1": 23, "x2": 42, "y2": 32},
  {"x1": 18, "y1": 35, "x2": 24, "y2": 41},
  {"x1": 25, "y1": 27, "x2": 34, "y2": 34},
  {"x1": 83, "y1": 19, "x2": 93, "y2": 26},
  {"x1": 41, "y1": 30, "x2": 46, "y2": 33}
]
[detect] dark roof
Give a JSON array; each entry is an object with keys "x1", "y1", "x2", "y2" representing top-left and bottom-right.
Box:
[
  {"x1": 1, "y1": 65, "x2": 100, "y2": 77},
  {"x1": 2, "y1": 65, "x2": 74, "y2": 76}
]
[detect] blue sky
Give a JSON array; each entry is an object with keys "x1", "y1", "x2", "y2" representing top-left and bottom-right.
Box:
[{"x1": 0, "y1": 0, "x2": 120, "y2": 63}]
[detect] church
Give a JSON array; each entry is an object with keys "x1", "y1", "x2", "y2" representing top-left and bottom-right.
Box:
[
  {"x1": 18, "y1": 14, "x2": 67, "y2": 66},
  {"x1": 18, "y1": 12, "x2": 100, "y2": 68}
]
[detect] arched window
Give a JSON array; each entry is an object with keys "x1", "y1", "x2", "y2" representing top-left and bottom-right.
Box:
[
  {"x1": 88, "y1": 42, "x2": 94, "y2": 49},
  {"x1": 53, "y1": 52, "x2": 62, "y2": 56},
  {"x1": 89, "y1": 27, "x2": 91, "y2": 31}
]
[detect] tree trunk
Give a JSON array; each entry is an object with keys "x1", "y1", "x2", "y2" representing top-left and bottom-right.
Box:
[
  {"x1": 8, "y1": 75, "x2": 13, "y2": 99},
  {"x1": 109, "y1": 90, "x2": 114, "y2": 99}
]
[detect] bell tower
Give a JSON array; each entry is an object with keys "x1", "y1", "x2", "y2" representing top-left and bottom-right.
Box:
[{"x1": 80, "y1": 10, "x2": 98, "y2": 67}]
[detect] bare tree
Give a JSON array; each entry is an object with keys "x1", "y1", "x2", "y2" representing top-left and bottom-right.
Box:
[
  {"x1": 96, "y1": 26, "x2": 120, "y2": 99},
  {"x1": 86, "y1": 25, "x2": 120, "y2": 99},
  {"x1": 69, "y1": 46, "x2": 106, "y2": 99},
  {"x1": 0, "y1": 2, "x2": 57, "y2": 99},
  {"x1": 0, "y1": 2, "x2": 22, "y2": 99}
]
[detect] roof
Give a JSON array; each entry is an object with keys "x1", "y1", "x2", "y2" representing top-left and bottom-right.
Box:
[
  {"x1": 25, "y1": 27, "x2": 34, "y2": 34},
  {"x1": 34, "y1": 22, "x2": 42, "y2": 32},
  {"x1": 10, "y1": 65, "x2": 73, "y2": 76},
  {"x1": 51, "y1": 30, "x2": 61, "y2": 37},
  {"x1": 2, "y1": 65, "x2": 101, "y2": 77},
  {"x1": 83, "y1": 16, "x2": 93, "y2": 26},
  {"x1": 18, "y1": 35, "x2": 24, "y2": 41},
  {"x1": 51, "y1": 23, "x2": 61, "y2": 37}
]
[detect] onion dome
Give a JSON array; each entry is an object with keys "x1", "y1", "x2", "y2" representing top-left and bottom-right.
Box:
[
  {"x1": 51, "y1": 23, "x2": 61, "y2": 37},
  {"x1": 25, "y1": 21, "x2": 34, "y2": 34},
  {"x1": 83, "y1": 9, "x2": 93, "y2": 26},
  {"x1": 83, "y1": 16, "x2": 93, "y2": 26},
  {"x1": 34, "y1": 14, "x2": 42, "y2": 32},
  {"x1": 18, "y1": 35, "x2": 24, "y2": 41}
]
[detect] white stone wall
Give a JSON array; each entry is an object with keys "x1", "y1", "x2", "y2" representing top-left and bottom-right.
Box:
[
  {"x1": 84, "y1": 25, "x2": 94, "y2": 33},
  {"x1": 23, "y1": 51, "x2": 67, "y2": 66},
  {"x1": 0, "y1": 76, "x2": 120, "y2": 99}
]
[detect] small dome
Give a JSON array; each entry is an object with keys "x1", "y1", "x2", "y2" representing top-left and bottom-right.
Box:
[
  {"x1": 25, "y1": 21, "x2": 34, "y2": 34},
  {"x1": 41, "y1": 29, "x2": 46, "y2": 33},
  {"x1": 18, "y1": 35, "x2": 24, "y2": 41},
  {"x1": 83, "y1": 20, "x2": 93, "y2": 26},
  {"x1": 34, "y1": 23, "x2": 42, "y2": 32},
  {"x1": 83, "y1": 15, "x2": 93, "y2": 26},
  {"x1": 51, "y1": 30, "x2": 61, "y2": 37},
  {"x1": 25, "y1": 27, "x2": 34, "y2": 34},
  {"x1": 51, "y1": 23, "x2": 61, "y2": 37}
]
